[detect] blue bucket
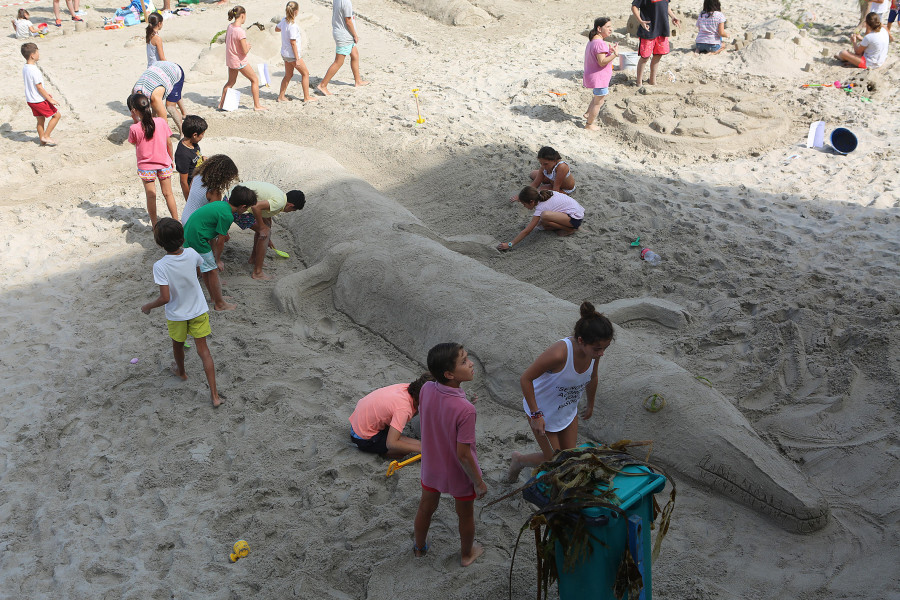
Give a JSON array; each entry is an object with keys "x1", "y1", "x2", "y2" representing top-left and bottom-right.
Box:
[{"x1": 830, "y1": 127, "x2": 858, "y2": 155}]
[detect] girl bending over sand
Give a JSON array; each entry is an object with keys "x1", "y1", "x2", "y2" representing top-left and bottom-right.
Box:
[
  {"x1": 506, "y1": 302, "x2": 612, "y2": 482},
  {"x1": 218, "y1": 6, "x2": 267, "y2": 111},
  {"x1": 498, "y1": 187, "x2": 585, "y2": 251}
]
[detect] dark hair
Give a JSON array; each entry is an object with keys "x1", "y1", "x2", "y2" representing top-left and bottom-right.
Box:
[
  {"x1": 127, "y1": 92, "x2": 155, "y2": 139},
  {"x1": 427, "y1": 343, "x2": 464, "y2": 384},
  {"x1": 17, "y1": 8, "x2": 28, "y2": 19},
  {"x1": 20, "y1": 42, "x2": 37, "y2": 60},
  {"x1": 181, "y1": 115, "x2": 208, "y2": 138},
  {"x1": 537, "y1": 146, "x2": 562, "y2": 161},
  {"x1": 518, "y1": 186, "x2": 553, "y2": 206},
  {"x1": 153, "y1": 217, "x2": 184, "y2": 252},
  {"x1": 286, "y1": 190, "x2": 306, "y2": 210},
  {"x1": 589, "y1": 17, "x2": 610, "y2": 40},
  {"x1": 228, "y1": 5, "x2": 246, "y2": 21},
  {"x1": 194, "y1": 154, "x2": 239, "y2": 194},
  {"x1": 145, "y1": 12, "x2": 162, "y2": 44},
  {"x1": 230, "y1": 185, "x2": 258, "y2": 208},
  {"x1": 700, "y1": 0, "x2": 721, "y2": 17},
  {"x1": 407, "y1": 372, "x2": 434, "y2": 410},
  {"x1": 573, "y1": 301, "x2": 614, "y2": 344},
  {"x1": 866, "y1": 12, "x2": 882, "y2": 30}
]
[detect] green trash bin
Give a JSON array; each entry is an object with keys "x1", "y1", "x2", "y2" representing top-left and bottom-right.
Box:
[{"x1": 524, "y1": 448, "x2": 667, "y2": 600}]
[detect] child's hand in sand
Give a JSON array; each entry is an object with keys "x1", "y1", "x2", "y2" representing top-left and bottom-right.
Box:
[
  {"x1": 141, "y1": 304, "x2": 152, "y2": 315},
  {"x1": 497, "y1": 242, "x2": 512, "y2": 251}
]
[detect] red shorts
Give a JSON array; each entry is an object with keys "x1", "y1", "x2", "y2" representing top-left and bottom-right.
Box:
[
  {"x1": 421, "y1": 482, "x2": 476, "y2": 502},
  {"x1": 858, "y1": 55, "x2": 867, "y2": 69},
  {"x1": 28, "y1": 100, "x2": 58, "y2": 118},
  {"x1": 638, "y1": 36, "x2": 670, "y2": 58}
]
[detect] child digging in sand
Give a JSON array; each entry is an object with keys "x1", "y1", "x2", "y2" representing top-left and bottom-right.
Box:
[
  {"x1": 498, "y1": 187, "x2": 585, "y2": 251},
  {"x1": 348, "y1": 374, "x2": 432, "y2": 457},
  {"x1": 141, "y1": 218, "x2": 222, "y2": 408},
  {"x1": 413, "y1": 343, "x2": 486, "y2": 567}
]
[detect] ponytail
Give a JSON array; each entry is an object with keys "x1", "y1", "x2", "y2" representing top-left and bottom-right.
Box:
[
  {"x1": 127, "y1": 93, "x2": 155, "y2": 140},
  {"x1": 285, "y1": 1, "x2": 298, "y2": 22},
  {"x1": 145, "y1": 12, "x2": 162, "y2": 44},
  {"x1": 589, "y1": 17, "x2": 610, "y2": 40},
  {"x1": 518, "y1": 186, "x2": 553, "y2": 206},
  {"x1": 573, "y1": 301, "x2": 614, "y2": 344},
  {"x1": 228, "y1": 5, "x2": 246, "y2": 21}
]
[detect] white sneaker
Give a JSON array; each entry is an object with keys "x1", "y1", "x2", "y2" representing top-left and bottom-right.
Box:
[{"x1": 74, "y1": 10, "x2": 86, "y2": 16}]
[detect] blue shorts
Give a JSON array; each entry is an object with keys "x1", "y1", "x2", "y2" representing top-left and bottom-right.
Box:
[
  {"x1": 592, "y1": 87, "x2": 609, "y2": 96},
  {"x1": 197, "y1": 250, "x2": 218, "y2": 273},
  {"x1": 890, "y1": 9, "x2": 899, "y2": 23},
  {"x1": 335, "y1": 42, "x2": 355, "y2": 56},
  {"x1": 166, "y1": 66, "x2": 185, "y2": 103},
  {"x1": 569, "y1": 217, "x2": 583, "y2": 229},
  {"x1": 695, "y1": 43, "x2": 721, "y2": 53}
]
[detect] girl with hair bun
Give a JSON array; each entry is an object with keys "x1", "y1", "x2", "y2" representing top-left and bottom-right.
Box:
[
  {"x1": 218, "y1": 5, "x2": 267, "y2": 111},
  {"x1": 505, "y1": 302, "x2": 614, "y2": 482}
]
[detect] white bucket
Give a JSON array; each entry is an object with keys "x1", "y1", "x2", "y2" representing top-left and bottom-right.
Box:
[
  {"x1": 222, "y1": 88, "x2": 241, "y2": 111},
  {"x1": 618, "y1": 52, "x2": 639, "y2": 70}
]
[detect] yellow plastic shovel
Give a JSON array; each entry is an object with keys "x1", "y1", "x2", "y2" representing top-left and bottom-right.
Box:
[{"x1": 386, "y1": 454, "x2": 421, "y2": 477}]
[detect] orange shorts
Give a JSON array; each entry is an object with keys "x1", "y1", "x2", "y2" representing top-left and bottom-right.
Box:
[
  {"x1": 638, "y1": 36, "x2": 670, "y2": 58},
  {"x1": 858, "y1": 55, "x2": 867, "y2": 69}
]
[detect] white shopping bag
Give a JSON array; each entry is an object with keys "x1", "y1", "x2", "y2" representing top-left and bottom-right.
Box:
[
  {"x1": 222, "y1": 88, "x2": 241, "y2": 111},
  {"x1": 806, "y1": 121, "x2": 825, "y2": 148},
  {"x1": 257, "y1": 63, "x2": 270, "y2": 87}
]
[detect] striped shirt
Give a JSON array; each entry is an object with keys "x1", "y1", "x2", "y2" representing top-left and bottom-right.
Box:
[
  {"x1": 132, "y1": 60, "x2": 182, "y2": 98},
  {"x1": 695, "y1": 11, "x2": 726, "y2": 45}
]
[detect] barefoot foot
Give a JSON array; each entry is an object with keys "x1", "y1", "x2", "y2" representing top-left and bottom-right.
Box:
[
  {"x1": 214, "y1": 301, "x2": 237, "y2": 311},
  {"x1": 40, "y1": 137, "x2": 57, "y2": 146},
  {"x1": 251, "y1": 272, "x2": 274, "y2": 281},
  {"x1": 461, "y1": 542, "x2": 483, "y2": 567},
  {"x1": 170, "y1": 362, "x2": 188, "y2": 381},
  {"x1": 355, "y1": 80, "x2": 370, "y2": 87},
  {"x1": 584, "y1": 123, "x2": 600, "y2": 130},
  {"x1": 302, "y1": 96, "x2": 318, "y2": 102},
  {"x1": 316, "y1": 83, "x2": 332, "y2": 96},
  {"x1": 254, "y1": 105, "x2": 269, "y2": 111},
  {"x1": 505, "y1": 451, "x2": 525, "y2": 483},
  {"x1": 212, "y1": 395, "x2": 224, "y2": 408}
]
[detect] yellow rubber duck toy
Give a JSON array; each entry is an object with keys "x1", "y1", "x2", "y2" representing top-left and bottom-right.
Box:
[{"x1": 229, "y1": 540, "x2": 250, "y2": 563}]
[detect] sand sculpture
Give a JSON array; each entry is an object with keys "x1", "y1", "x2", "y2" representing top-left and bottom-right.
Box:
[
  {"x1": 272, "y1": 146, "x2": 830, "y2": 533},
  {"x1": 394, "y1": 0, "x2": 491, "y2": 27}
]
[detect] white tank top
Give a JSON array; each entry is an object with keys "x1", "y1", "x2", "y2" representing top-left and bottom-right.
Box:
[
  {"x1": 522, "y1": 338, "x2": 594, "y2": 432},
  {"x1": 146, "y1": 36, "x2": 160, "y2": 67}
]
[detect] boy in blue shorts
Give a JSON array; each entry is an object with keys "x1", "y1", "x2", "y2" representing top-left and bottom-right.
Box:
[{"x1": 141, "y1": 218, "x2": 222, "y2": 407}]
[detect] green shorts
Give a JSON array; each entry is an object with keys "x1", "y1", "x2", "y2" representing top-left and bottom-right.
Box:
[
  {"x1": 167, "y1": 312, "x2": 211, "y2": 343},
  {"x1": 336, "y1": 42, "x2": 356, "y2": 56}
]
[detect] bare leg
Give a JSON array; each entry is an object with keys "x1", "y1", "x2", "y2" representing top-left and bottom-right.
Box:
[
  {"x1": 159, "y1": 176, "x2": 179, "y2": 220},
  {"x1": 239, "y1": 64, "x2": 267, "y2": 110},
  {"x1": 212, "y1": 234, "x2": 227, "y2": 272},
  {"x1": 585, "y1": 95, "x2": 606, "y2": 130},
  {"x1": 413, "y1": 488, "x2": 440, "y2": 556},
  {"x1": 635, "y1": 56, "x2": 649, "y2": 85},
  {"x1": 202, "y1": 270, "x2": 236, "y2": 311},
  {"x1": 218, "y1": 69, "x2": 240, "y2": 109},
  {"x1": 35, "y1": 116, "x2": 46, "y2": 144},
  {"x1": 505, "y1": 429, "x2": 559, "y2": 482},
  {"x1": 539, "y1": 211, "x2": 578, "y2": 236},
  {"x1": 249, "y1": 225, "x2": 273, "y2": 280},
  {"x1": 171, "y1": 339, "x2": 187, "y2": 379},
  {"x1": 317, "y1": 54, "x2": 346, "y2": 95},
  {"x1": 648, "y1": 54, "x2": 663, "y2": 85},
  {"x1": 43, "y1": 112, "x2": 61, "y2": 142},
  {"x1": 142, "y1": 179, "x2": 159, "y2": 227},
  {"x1": 278, "y1": 61, "x2": 294, "y2": 101},
  {"x1": 456, "y1": 500, "x2": 483, "y2": 567},
  {"x1": 296, "y1": 59, "x2": 316, "y2": 101},
  {"x1": 193, "y1": 335, "x2": 221, "y2": 407},
  {"x1": 166, "y1": 101, "x2": 183, "y2": 135},
  {"x1": 349, "y1": 46, "x2": 369, "y2": 87}
]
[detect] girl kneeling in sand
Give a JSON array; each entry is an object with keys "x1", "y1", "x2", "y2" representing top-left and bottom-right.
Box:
[
  {"x1": 497, "y1": 187, "x2": 585, "y2": 251},
  {"x1": 527, "y1": 146, "x2": 576, "y2": 195},
  {"x1": 506, "y1": 302, "x2": 613, "y2": 482}
]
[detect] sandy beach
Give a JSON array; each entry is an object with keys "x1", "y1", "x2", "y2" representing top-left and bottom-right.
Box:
[{"x1": 1, "y1": 0, "x2": 898, "y2": 597}]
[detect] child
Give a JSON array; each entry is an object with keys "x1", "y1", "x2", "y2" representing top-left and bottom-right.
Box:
[
  {"x1": 218, "y1": 6, "x2": 267, "y2": 111},
  {"x1": 132, "y1": 60, "x2": 186, "y2": 136},
  {"x1": 182, "y1": 186, "x2": 257, "y2": 311},
  {"x1": 229, "y1": 181, "x2": 305, "y2": 280},
  {"x1": 695, "y1": 0, "x2": 728, "y2": 54},
  {"x1": 316, "y1": 0, "x2": 369, "y2": 95},
  {"x1": 12, "y1": 10, "x2": 46, "y2": 38},
  {"x1": 526, "y1": 147, "x2": 576, "y2": 196},
  {"x1": 348, "y1": 374, "x2": 432, "y2": 458},
  {"x1": 146, "y1": 12, "x2": 166, "y2": 67},
  {"x1": 52, "y1": 0, "x2": 82, "y2": 27},
  {"x1": 631, "y1": 0, "x2": 680, "y2": 85},
  {"x1": 174, "y1": 115, "x2": 207, "y2": 201},
  {"x1": 127, "y1": 92, "x2": 178, "y2": 227},
  {"x1": 141, "y1": 218, "x2": 222, "y2": 408},
  {"x1": 276, "y1": 1, "x2": 316, "y2": 102},
  {"x1": 888, "y1": 0, "x2": 898, "y2": 38},
  {"x1": 838, "y1": 12, "x2": 890, "y2": 68},
  {"x1": 413, "y1": 343, "x2": 486, "y2": 567},
  {"x1": 506, "y1": 302, "x2": 613, "y2": 482},
  {"x1": 180, "y1": 154, "x2": 238, "y2": 224},
  {"x1": 498, "y1": 187, "x2": 585, "y2": 251},
  {"x1": 583, "y1": 18, "x2": 619, "y2": 131},
  {"x1": 21, "y1": 43, "x2": 61, "y2": 147}
]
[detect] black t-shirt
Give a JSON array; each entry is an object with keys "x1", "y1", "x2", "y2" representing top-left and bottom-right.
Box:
[
  {"x1": 174, "y1": 141, "x2": 203, "y2": 183},
  {"x1": 632, "y1": 0, "x2": 671, "y2": 39}
]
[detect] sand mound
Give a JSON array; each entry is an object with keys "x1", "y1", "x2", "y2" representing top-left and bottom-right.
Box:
[{"x1": 739, "y1": 37, "x2": 813, "y2": 78}]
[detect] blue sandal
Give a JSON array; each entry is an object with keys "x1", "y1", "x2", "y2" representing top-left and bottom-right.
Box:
[{"x1": 413, "y1": 542, "x2": 428, "y2": 556}]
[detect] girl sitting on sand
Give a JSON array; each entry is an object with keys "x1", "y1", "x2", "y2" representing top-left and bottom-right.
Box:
[
  {"x1": 497, "y1": 187, "x2": 585, "y2": 251},
  {"x1": 218, "y1": 6, "x2": 267, "y2": 111},
  {"x1": 583, "y1": 17, "x2": 619, "y2": 131},
  {"x1": 275, "y1": 1, "x2": 316, "y2": 102},
  {"x1": 12, "y1": 9, "x2": 46, "y2": 38},
  {"x1": 127, "y1": 92, "x2": 178, "y2": 227},
  {"x1": 527, "y1": 147, "x2": 576, "y2": 195},
  {"x1": 695, "y1": 0, "x2": 728, "y2": 54},
  {"x1": 505, "y1": 302, "x2": 612, "y2": 482},
  {"x1": 180, "y1": 154, "x2": 239, "y2": 224},
  {"x1": 838, "y1": 12, "x2": 890, "y2": 68}
]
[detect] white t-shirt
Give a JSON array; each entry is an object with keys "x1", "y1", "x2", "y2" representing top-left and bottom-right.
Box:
[
  {"x1": 868, "y1": 0, "x2": 890, "y2": 18},
  {"x1": 860, "y1": 28, "x2": 890, "y2": 68},
  {"x1": 532, "y1": 191, "x2": 585, "y2": 220},
  {"x1": 331, "y1": 0, "x2": 354, "y2": 45},
  {"x1": 278, "y1": 18, "x2": 302, "y2": 59},
  {"x1": 152, "y1": 248, "x2": 209, "y2": 322},
  {"x1": 22, "y1": 64, "x2": 44, "y2": 103},
  {"x1": 15, "y1": 19, "x2": 36, "y2": 38}
]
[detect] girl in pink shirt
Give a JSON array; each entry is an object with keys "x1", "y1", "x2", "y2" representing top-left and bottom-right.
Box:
[
  {"x1": 583, "y1": 17, "x2": 619, "y2": 130},
  {"x1": 127, "y1": 92, "x2": 178, "y2": 227},
  {"x1": 217, "y1": 5, "x2": 267, "y2": 111}
]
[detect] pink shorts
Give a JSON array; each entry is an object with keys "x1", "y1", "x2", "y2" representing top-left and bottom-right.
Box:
[
  {"x1": 858, "y1": 55, "x2": 867, "y2": 69},
  {"x1": 138, "y1": 165, "x2": 174, "y2": 182},
  {"x1": 421, "y1": 482, "x2": 476, "y2": 502},
  {"x1": 638, "y1": 36, "x2": 670, "y2": 58}
]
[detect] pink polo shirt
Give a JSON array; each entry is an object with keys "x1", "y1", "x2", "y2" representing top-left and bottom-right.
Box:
[
  {"x1": 348, "y1": 383, "x2": 415, "y2": 439},
  {"x1": 419, "y1": 381, "x2": 480, "y2": 498},
  {"x1": 128, "y1": 117, "x2": 173, "y2": 170},
  {"x1": 583, "y1": 38, "x2": 613, "y2": 89},
  {"x1": 225, "y1": 24, "x2": 247, "y2": 69}
]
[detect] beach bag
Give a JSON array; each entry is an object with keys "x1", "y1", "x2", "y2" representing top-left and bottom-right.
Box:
[{"x1": 123, "y1": 11, "x2": 140, "y2": 26}]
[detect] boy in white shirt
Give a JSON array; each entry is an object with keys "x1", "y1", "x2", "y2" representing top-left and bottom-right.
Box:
[
  {"x1": 21, "y1": 43, "x2": 61, "y2": 146},
  {"x1": 141, "y1": 218, "x2": 223, "y2": 408}
]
